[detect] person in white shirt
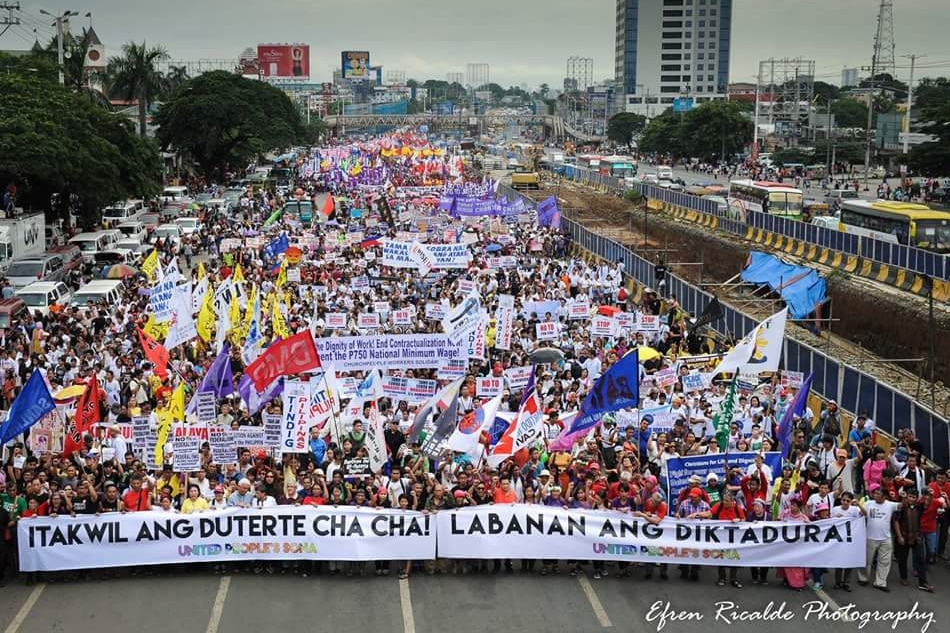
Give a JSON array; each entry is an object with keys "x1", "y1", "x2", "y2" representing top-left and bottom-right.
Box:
[
  {"x1": 806, "y1": 480, "x2": 835, "y2": 518},
  {"x1": 858, "y1": 484, "x2": 900, "y2": 590},
  {"x1": 253, "y1": 485, "x2": 277, "y2": 508},
  {"x1": 826, "y1": 449, "x2": 857, "y2": 496},
  {"x1": 831, "y1": 492, "x2": 865, "y2": 591}
]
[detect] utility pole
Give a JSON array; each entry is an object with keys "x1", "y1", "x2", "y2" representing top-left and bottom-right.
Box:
[
  {"x1": 825, "y1": 97, "x2": 833, "y2": 178},
  {"x1": 40, "y1": 9, "x2": 78, "y2": 85},
  {"x1": 901, "y1": 54, "x2": 923, "y2": 154},
  {"x1": 0, "y1": 2, "x2": 21, "y2": 40}
]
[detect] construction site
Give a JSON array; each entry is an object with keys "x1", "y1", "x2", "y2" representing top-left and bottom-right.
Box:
[{"x1": 520, "y1": 172, "x2": 950, "y2": 422}]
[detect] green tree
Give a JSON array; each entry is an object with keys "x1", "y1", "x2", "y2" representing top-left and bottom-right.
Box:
[
  {"x1": 813, "y1": 81, "x2": 841, "y2": 104},
  {"x1": 108, "y1": 41, "x2": 170, "y2": 136},
  {"x1": 0, "y1": 74, "x2": 161, "y2": 227},
  {"x1": 637, "y1": 109, "x2": 684, "y2": 157},
  {"x1": 606, "y1": 112, "x2": 647, "y2": 148},
  {"x1": 830, "y1": 98, "x2": 869, "y2": 128},
  {"x1": 907, "y1": 78, "x2": 950, "y2": 176},
  {"x1": 679, "y1": 100, "x2": 752, "y2": 160},
  {"x1": 154, "y1": 71, "x2": 304, "y2": 180},
  {"x1": 161, "y1": 64, "x2": 190, "y2": 99}
]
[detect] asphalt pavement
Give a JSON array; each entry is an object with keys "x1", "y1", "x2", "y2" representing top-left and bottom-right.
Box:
[{"x1": 3, "y1": 561, "x2": 946, "y2": 633}]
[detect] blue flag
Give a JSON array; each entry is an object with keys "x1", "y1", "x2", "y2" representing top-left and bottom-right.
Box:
[
  {"x1": 536, "y1": 196, "x2": 561, "y2": 229},
  {"x1": 777, "y1": 373, "x2": 814, "y2": 458},
  {"x1": 563, "y1": 349, "x2": 640, "y2": 437},
  {"x1": 264, "y1": 233, "x2": 289, "y2": 260},
  {"x1": 0, "y1": 370, "x2": 55, "y2": 445}
]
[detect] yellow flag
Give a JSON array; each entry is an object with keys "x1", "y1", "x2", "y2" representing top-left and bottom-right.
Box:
[
  {"x1": 275, "y1": 257, "x2": 287, "y2": 289},
  {"x1": 229, "y1": 293, "x2": 241, "y2": 333},
  {"x1": 272, "y1": 296, "x2": 289, "y2": 339},
  {"x1": 233, "y1": 263, "x2": 245, "y2": 284},
  {"x1": 197, "y1": 283, "x2": 215, "y2": 342},
  {"x1": 196, "y1": 261, "x2": 207, "y2": 281},
  {"x1": 142, "y1": 249, "x2": 160, "y2": 283},
  {"x1": 143, "y1": 312, "x2": 170, "y2": 340},
  {"x1": 242, "y1": 285, "x2": 258, "y2": 337},
  {"x1": 154, "y1": 383, "x2": 186, "y2": 465}
]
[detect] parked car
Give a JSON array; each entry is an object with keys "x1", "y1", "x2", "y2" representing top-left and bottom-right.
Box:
[
  {"x1": 4, "y1": 254, "x2": 65, "y2": 288},
  {"x1": 116, "y1": 220, "x2": 147, "y2": 244},
  {"x1": 47, "y1": 244, "x2": 83, "y2": 274},
  {"x1": 153, "y1": 223, "x2": 183, "y2": 248},
  {"x1": 0, "y1": 297, "x2": 27, "y2": 328},
  {"x1": 93, "y1": 249, "x2": 135, "y2": 267},
  {"x1": 175, "y1": 217, "x2": 200, "y2": 236},
  {"x1": 15, "y1": 281, "x2": 73, "y2": 316}
]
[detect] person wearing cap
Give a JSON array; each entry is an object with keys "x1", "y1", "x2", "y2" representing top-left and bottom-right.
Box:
[
  {"x1": 104, "y1": 424, "x2": 128, "y2": 467},
  {"x1": 704, "y1": 472, "x2": 723, "y2": 505},
  {"x1": 806, "y1": 480, "x2": 835, "y2": 518},
  {"x1": 809, "y1": 502, "x2": 832, "y2": 590},
  {"x1": 676, "y1": 474, "x2": 710, "y2": 507},
  {"x1": 676, "y1": 486, "x2": 711, "y2": 581},
  {"x1": 228, "y1": 478, "x2": 254, "y2": 508},
  {"x1": 209, "y1": 485, "x2": 228, "y2": 511},
  {"x1": 826, "y1": 447, "x2": 858, "y2": 497},
  {"x1": 857, "y1": 484, "x2": 899, "y2": 591}
]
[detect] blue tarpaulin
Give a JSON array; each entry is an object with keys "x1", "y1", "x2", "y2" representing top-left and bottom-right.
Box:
[{"x1": 741, "y1": 251, "x2": 827, "y2": 319}]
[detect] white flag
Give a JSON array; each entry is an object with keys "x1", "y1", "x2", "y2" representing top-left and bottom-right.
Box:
[
  {"x1": 446, "y1": 392, "x2": 503, "y2": 457},
  {"x1": 737, "y1": 307, "x2": 788, "y2": 374},
  {"x1": 165, "y1": 283, "x2": 197, "y2": 349},
  {"x1": 714, "y1": 307, "x2": 788, "y2": 377}
]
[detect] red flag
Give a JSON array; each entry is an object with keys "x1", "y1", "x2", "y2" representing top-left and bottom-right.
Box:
[
  {"x1": 321, "y1": 195, "x2": 335, "y2": 218},
  {"x1": 137, "y1": 327, "x2": 169, "y2": 379},
  {"x1": 63, "y1": 375, "x2": 102, "y2": 457},
  {"x1": 245, "y1": 330, "x2": 322, "y2": 391}
]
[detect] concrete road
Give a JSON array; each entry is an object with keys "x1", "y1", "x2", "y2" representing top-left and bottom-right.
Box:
[{"x1": 3, "y1": 562, "x2": 946, "y2": 633}]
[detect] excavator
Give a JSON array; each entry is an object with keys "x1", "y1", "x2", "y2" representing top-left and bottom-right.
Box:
[{"x1": 510, "y1": 145, "x2": 542, "y2": 190}]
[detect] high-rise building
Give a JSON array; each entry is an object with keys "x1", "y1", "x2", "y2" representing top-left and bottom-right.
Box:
[
  {"x1": 841, "y1": 67, "x2": 859, "y2": 87},
  {"x1": 615, "y1": 0, "x2": 733, "y2": 117}
]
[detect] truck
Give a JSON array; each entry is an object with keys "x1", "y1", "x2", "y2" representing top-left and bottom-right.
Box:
[{"x1": 0, "y1": 213, "x2": 46, "y2": 274}]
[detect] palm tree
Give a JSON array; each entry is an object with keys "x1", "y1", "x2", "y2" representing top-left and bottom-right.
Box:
[
  {"x1": 161, "y1": 64, "x2": 190, "y2": 99},
  {"x1": 108, "y1": 41, "x2": 169, "y2": 136}
]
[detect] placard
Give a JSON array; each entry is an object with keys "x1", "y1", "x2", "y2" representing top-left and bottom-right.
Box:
[
  {"x1": 654, "y1": 368, "x2": 678, "y2": 388},
  {"x1": 637, "y1": 314, "x2": 660, "y2": 333},
  {"x1": 208, "y1": 429, "x2": 237, "y2": 464},
  {"x1": 615, "y1": 312, "x2": 636, "y2": 330},
  {"x1": 357, "y1": 313, "x2": 380, "y2": 330},
  {"x1": 425, "y1": 302, "x2": 446, "y2": 321},
  {"x1": 195, "y1": 392, "x2": 217, "y2": 425},
  {"x1": 325, "y1": 313, "x2": 347, "y2": 330},
  {"x1": 504, "y1": 366, "x2": 533, "y2": 391},
  {"x1": 262, "y1": 414, "x2": 283, "y2": 448},
  {"x1": 569, "y1": 300, "x2": 591, "y2": 320},
  {"x1": 392, "y1": 309, "x2": 413, "y2": 326},
  {"x1": 438, "y1": 359, "x2": 468, "y2": 380},
  {"x1": 286, "y1": 268, "x2": 301, "y2": 283},
  {"x1": 352, "y1": 276, "x2": 370, "y2": 292},
  {"x1": 477, "y1": 377, "x2": 504, "y2": 398},
  {"x1": 590, "y1": 315, "x2": 616, "y2": 337},
  {"x1": 536, "y1": 321, "x2": 558, "y2": 341},
  {"x1": 171, "y1": 436, "x2": 201, "y2": 472},
  {"x1": 781, "y1": 371, "x2": 804, "y2": 389},
  {"x1": 458, "y1": 279, "x2": 476, "y2": 295},
  {"x1": 681, "y1": 373, "x2": 705, "y2": 392}
]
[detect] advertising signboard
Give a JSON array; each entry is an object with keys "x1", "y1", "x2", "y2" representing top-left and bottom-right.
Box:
[
  {"x1": 342, "y1": 51, "x2": 371, "y2": 79},
  {"x1": 258, "y1": 44, "x2": 310, "y2": 80}
]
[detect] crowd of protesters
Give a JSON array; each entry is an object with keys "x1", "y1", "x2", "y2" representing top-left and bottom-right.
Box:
[{"x1": 0, "y1": 134, "x2": 945, "y2": 597}]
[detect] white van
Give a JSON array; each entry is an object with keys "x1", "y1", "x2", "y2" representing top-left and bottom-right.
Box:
[
  {"x1": 69, "y1": 279, "x2": 124, "y2": 310},
  {"x1": 16, "y1": 281, "x2": 72, "y2": 316},
  {"x1": 99, "y1": 229, "x2": 121, "y2": 249},
  {"x1": 162, "y1": 186, "x2": 189, "y2": 202},
  {"x1": 116, "y1": 220, "x2": 147, "y2": 244},
  {"x1": 657, "y1": 165, "x2": 674, "y2": 180},
  {"x1": 69, "y1": 232, "x2": 113, "y2": 264},
  {"x1": 102, "y1": 201, "x2": 144, "y2": 228}
]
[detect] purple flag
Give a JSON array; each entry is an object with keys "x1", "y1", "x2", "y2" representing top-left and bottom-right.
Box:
[
  {"x1": 536, "y1": 196, "x2": 561, "y2": 229},
  {"x1": 237, "y1": 373, "x2": 285, "y2": 417},
  {"x1": 777, "y1": 373, "x2": 814, "y2": 458},
  {"x1": 186, "y1": 345, "x2": 235, "y2": 414}
]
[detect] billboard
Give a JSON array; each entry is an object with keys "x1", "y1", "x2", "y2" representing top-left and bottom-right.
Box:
[
  {"x1": 257, "y1": 44, "x2": 310, "y2": 80},
  {"x1": 341, "y1": 51, "x2": 371, "y2": 80}
]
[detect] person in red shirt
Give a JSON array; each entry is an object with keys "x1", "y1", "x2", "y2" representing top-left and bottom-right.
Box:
[
  {"x1": 711, "y1": 492, "x2": 745, "y2": 588},
  {"x1": 676, "y1": 475, "x2": 711, "y2": 507},
  {"x1": 492, "y1": 478, "x2": 517, "y2": 504},
  {"x1": 739, "y1": 472, "x2": 768, "y2": 510},
  {"x1": 927, "y1": 470, "x2": 950, "y2": 558},
  {"x1": 637, "y1": 491, "x2": 669, "y2": 580},
  {"x1": 919, "y1": 488, "x2": 944, "y2": 565},
  {"x1": 122, "y1": 475, "x2": 152, "y2": 512}
]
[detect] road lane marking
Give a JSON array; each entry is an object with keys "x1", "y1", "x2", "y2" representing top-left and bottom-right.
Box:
[
  {"x1": 4, "y1": 583, "x2": 45, "y2": 633},
  {"x1": 205, "y1": 576, "x2": 231, "y2": 633},
  {"x1": 577, "y1": 575, "x2": 613, "y2": 628},
  {"x1": 815, "y1": 587, "x2": 843, "y2": 611},
  {"x1": 399, "y1": 578, "x2": 416, "y2": 633}
]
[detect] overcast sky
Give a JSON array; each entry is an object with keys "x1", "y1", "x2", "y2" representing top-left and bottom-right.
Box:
[{"x1": 11, "y1": 0, "x2": 950, "y2": 88}]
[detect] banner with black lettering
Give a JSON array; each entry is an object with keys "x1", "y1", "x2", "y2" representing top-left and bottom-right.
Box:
[
  {"x1": 436, "y1": 505, "x2": 866, "y2": 567},
  {"x1": 18, "y1": 507, "x2": 434, "y2": 571}
]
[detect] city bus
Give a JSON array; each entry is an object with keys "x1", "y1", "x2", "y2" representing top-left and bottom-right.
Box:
[
  {"x1": 603, "y1": 155, "x2": 637, "y2": 178},
  {"x1": 728, "y1": 179, "x2": 804, "y2": 221},
  {"x1": 838, "y1": 200, "x2": 950, "y2": 253}
]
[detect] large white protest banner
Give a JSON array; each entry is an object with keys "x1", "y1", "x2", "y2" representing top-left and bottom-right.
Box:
[
  {"x1": 18, "y1": 507, "x2": 435, "y2": 571},
  {"x1": 382, "y1": 239, "x2": 471, "y2": 270},
  {"x1": 314, "y1": 334, "x2": 466, "y2": 371},
  {"x1": 436, "y1": 506, "x2": 866, "y2": 567},
  {"x1": 281, "y1": 380, "x2": 311, "y2": 453}
]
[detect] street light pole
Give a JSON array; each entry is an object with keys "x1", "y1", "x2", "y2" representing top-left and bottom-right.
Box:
[
  {"x1": 40, "y1": 9, "x2": 78, "y2": 86},
  {"x1": 901, "y1": 53, "x2": 923, "y2": 154}
]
